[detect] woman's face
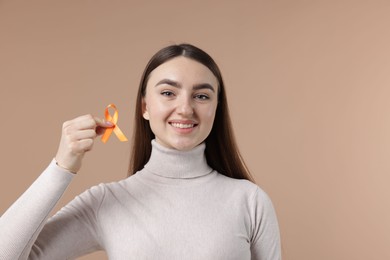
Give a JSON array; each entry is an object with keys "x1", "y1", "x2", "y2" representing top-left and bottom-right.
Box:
[{"x1": 142, "y1": 56, "x2": 219, "y2": 151}]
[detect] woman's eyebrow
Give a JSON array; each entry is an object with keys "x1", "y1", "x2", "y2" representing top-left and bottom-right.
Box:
[
  {"x1": 155, "y1": 79, "x2": 180, "y2": 88},
  {"x1": 193, "y1": 83, "x2": 215, "y2": 93},
  {"x1": 156, "y1": 79, "x2": 215, "y2": 93}
]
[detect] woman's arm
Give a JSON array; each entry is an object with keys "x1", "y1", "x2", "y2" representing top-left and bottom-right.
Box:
[
  {"x1": 28, "y1": 178, "x2": 107, "y2": 259},
  {"x1": 0, "y1": 161, "x2": 74, "y2": 259},
  {"x1": 0, "y1": 114, "x2": 112, "y2": 259},
  {"x1": 250, "y1": 187, "x2": 282, "y2": 260}
]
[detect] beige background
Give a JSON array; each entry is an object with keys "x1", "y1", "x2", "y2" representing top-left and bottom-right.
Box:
[{"x1": 1, "y1": 0, "x2": 390, "y2": 259}]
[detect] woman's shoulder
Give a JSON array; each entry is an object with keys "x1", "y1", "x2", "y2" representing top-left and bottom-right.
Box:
[
  {"x1": 213, "y1": 172, "x2": 267, "y2": 198},
  {"x1": 214, "y1": 171, "x2": 256, "y2": 186},
  {"x1": 78, "y1": 173, "x2": 142, "y2": 201}
]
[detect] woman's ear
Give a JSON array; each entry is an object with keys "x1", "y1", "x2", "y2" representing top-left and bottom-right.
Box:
[{"x1": 142, "y1": 98, "x2": 150, "y2": 120}]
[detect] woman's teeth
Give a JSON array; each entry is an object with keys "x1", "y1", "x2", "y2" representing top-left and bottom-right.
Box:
[{"x1": 171, "y1": 123, "x2": 195, "y2": 129}]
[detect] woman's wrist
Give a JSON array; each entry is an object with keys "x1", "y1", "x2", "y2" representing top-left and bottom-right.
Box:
[{"x1": 54, "y1": 158, "x2": 78, "y2": 174}]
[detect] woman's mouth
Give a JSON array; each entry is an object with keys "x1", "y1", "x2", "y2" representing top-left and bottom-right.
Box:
[
  {"x1": 169, "y1": 121, "x2": 198, "y2": 133},
  {"x1": 170, "y1": 122, "x2": 196, "y2": 129}
]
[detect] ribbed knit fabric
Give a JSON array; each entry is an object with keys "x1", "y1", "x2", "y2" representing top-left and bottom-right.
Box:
[{"x1": 0, "y1": 140, "x2": 281, "y2": 260}]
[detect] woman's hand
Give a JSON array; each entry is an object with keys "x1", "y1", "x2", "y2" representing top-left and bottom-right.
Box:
[{"x1": 55, "y1": 114, "x2": 114, "y2": 173}]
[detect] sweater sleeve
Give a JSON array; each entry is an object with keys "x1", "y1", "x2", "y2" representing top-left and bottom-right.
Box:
[
  {"x1": 27, "y1": 183, "x2": 106, "y2": 259},
  {"x1": 0, "y1": 160, "x2": 105, "y2": 260},
  {"x1": 250, "y1": 187, "x2": 282, "y2": 260},
  {"x1": 0, "y1": 159, "x2": 74, "y2": 259}
]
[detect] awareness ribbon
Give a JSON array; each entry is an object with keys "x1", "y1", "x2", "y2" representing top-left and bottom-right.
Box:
[{"x1": 101, "y1": 104, "x2": 128, "y2": 143}]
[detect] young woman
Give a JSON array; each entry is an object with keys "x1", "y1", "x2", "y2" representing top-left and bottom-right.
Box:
[{"x1": 0, "y1": 44, "x2": 281, "y2": 259}]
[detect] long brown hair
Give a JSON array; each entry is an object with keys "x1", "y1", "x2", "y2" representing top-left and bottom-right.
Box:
[{"x1": 129, "y1": 43, "x2": 254, "y2": 182}]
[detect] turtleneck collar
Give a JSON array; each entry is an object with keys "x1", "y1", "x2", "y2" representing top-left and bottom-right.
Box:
[{"x1": 143, "y1": 140, "x2": 213, "y2": 179}]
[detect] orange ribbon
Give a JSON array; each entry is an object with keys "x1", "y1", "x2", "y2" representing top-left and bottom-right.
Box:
[{"x1": 101, "y1": 104, "x2": 128, "y2": 143}]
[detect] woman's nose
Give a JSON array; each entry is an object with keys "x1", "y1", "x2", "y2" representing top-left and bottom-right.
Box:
[{"x1": 176, "y1": 97, "x2": 194, "y2": 116}]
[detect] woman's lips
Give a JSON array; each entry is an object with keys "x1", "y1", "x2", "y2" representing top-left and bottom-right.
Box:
[
  {"x1": 170, "y1": 122, "x2": 195, "y2": 129},
  {"x1": 169, "y1": 120, "x2": 198, "y2": 133}
]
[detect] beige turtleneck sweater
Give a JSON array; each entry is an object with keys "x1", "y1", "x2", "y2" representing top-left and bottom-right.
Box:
[{"x1": 0, "y1": 140, "x2": 281, "y2": 259}]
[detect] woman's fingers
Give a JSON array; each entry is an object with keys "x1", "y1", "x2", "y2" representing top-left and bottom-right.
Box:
[
  {"x1": 95, "y1": 117, "x2": 114, "y2": 136},
  {"x1": 70, "y1": 138, "x2": 95, "y2": 154},
  {"x1": 55, "y1": 114, "x2": 113, "y2": 173},
  {"x1": 69, "y1": 129, "x2": 97, "y2": 142},
  {"x1": 63, "y1": 115, "x2": 102, "y2": 130},
  {"x1": 94, "y1": 116, "x2": 114, "y2": 128},
  {"x1": 63, "y1": 115, "x2": 112, "y2": 138}
]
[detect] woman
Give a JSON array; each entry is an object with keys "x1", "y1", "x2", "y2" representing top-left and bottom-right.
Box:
[{"x1": 0, "y1": 44, "x2": 281, "y2": 259}]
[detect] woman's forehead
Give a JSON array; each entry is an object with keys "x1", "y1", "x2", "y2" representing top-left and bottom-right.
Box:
[{"x1": 147, "y1": 56, "x2": 218, "y2": 87}]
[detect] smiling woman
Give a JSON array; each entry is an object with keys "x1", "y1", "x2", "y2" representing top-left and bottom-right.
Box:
[
  {"x1": 0, "y1": 44, "x2": 281, "y2": 260},
  {"x1": 142, "y1": 56, "x2": 219, "y2": 151}
]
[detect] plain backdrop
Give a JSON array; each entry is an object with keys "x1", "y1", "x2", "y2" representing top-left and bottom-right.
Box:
[{"x1": 1, "y1": 1, "x2": 390, "y2": 259}]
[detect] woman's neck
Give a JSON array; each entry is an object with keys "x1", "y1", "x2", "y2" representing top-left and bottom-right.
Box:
[{"x1": 143, "y1": 140, "x2": 213, "y2": 179}]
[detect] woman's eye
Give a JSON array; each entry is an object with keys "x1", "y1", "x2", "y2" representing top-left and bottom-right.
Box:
[
  {"x1": 194, "y1": 94, "x2": 210, "y2": 100},
  {"x1": 161, "y1": 91, "x2": 174, "y2": 97}
]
